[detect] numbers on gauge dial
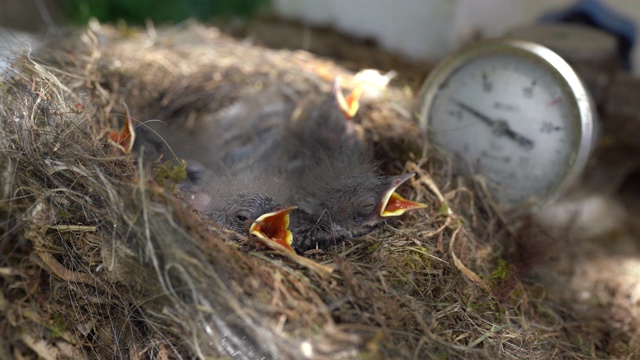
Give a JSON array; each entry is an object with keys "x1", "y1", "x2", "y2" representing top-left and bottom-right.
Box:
[{"x1": 429, "y1": 55, "x2": 574, "y2": 206}]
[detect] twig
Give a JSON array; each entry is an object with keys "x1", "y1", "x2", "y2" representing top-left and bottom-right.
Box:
[
  {"x1": 34, "y1": 251, "x2": 94, "y2": 284},
  {"x1": 46, "y1": 225, "x2": 96, "y2": 232}
]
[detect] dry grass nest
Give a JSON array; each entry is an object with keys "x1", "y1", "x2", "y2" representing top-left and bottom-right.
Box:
[{"x1": 0, "y1": 21, "x2": 621, "y2": 359}]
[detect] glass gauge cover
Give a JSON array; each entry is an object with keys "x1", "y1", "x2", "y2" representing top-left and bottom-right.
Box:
[{"x1": 418, "y1": 39, "x2": 597, "y2": 212}]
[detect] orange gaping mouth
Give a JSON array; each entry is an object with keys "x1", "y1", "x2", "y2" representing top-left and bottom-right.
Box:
[
  {"x1": 381, "y1": 192, "x2": 428, "y2": 217},
  {"x1": 249, "y1": 206, "x2": 297, "y2": 252},
  {"x1": 380, "y1": 173, "x2": 428, "y2": 217},
  {"x1": 335, "y1": 75, "x2": 363, "y2": 119}
]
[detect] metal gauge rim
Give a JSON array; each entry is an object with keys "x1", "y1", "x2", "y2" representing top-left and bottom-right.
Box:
[{"x1": 417, "y1": 38, "x2": 597, "y2": 212}]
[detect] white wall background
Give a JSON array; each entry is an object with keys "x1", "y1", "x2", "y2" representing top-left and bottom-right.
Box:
[{"x1": 272, "y1": 0, "x2": 640, "y2": 72}]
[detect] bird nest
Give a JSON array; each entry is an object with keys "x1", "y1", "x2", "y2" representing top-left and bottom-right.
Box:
[{"x1": 0, "y1": 21, "x2": 610, "y2": 359}]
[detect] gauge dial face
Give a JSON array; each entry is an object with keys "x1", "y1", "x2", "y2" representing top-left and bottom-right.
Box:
[{"x1": 420, "y1": 40, "x2": 595, "y2": 211}]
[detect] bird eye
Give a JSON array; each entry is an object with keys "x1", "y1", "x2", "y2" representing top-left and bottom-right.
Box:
[
  {"x1": 358, "y1": 199, "x2": 377, "y2": 217},
  {"x1": 235, "y1": 211, "x2": 249, "y2": 223}
]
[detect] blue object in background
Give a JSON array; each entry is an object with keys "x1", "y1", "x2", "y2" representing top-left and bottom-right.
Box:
[{"x1": 540, "y1": 0, "x2": 636, "y2": 70}]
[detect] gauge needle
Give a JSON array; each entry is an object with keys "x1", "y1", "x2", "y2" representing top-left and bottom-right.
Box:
[{"x1": 453, "y1": 100, "x2": 535, "y2": 150}]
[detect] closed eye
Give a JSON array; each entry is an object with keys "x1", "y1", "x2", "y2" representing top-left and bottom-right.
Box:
[
  {"x1": 235, "y1": 212, "x2": 249, "y2": 223},
  {"x1": 357, "y1": 200, "x2": 377, "y2": 218}
]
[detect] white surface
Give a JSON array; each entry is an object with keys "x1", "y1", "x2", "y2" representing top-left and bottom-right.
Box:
[
  {"x1": 534, "y1": 193, "x2": 627, "y2": 239},
  {"x1": 272, "y1": 0, "x2": 640, "y2": 73}
]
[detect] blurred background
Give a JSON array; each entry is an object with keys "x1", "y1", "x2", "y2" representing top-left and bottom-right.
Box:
[
  {"x1": 2, "y1": 2, "x2": 640, "y2": 356},
  {"x1": 2, "y1": 0, "x2": 639, "y2": 73}
]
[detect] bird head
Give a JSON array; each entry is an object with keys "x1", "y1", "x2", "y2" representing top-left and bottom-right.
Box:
[
  {"x1": 214, "y1": 193, "x2": 281, "y2": 234},
  {"x1": 188, "y1": 191, "x2": 296, "y2": 251},
  {"x1": 289, "y1": 172, "x2": 427, "y2": 252},
  {"x1": 320, "y1": 172, "x2": 427, "y2": 233}
]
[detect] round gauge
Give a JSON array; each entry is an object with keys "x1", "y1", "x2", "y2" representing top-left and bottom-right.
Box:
[{"x1": 418, "y1": 39, "x2": 598, "y2": 212}]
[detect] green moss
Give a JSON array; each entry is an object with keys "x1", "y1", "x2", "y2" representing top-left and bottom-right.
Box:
[
  {"x1": 574, "y1": 334, "x2": 596, "y2": 356},
  {"x1": 406, "y1": 246, "x2": 432, "y2": 269},
  {"x1": 437, "y1": 203, "x2": 450, "y2": 216},
  {"x1": 367, "y1": 241, "x2": 381, "y2": 254},
  {"x1": 491, "y1": 260, "x2": 509, "y2": 283},
  {"x1": 47, "y1": 313, "x2": 67, "y2": 338},
  {"x1": 510, "y1": 287, "x2": 523, "y2": 305},
  {"x1": 154, "y1": 159, "x2": 187, "y2": 191},
  {"x1": 432, "y1": 352, "x2": 450, "y2": 360},
  {"x1": 58, "y1": 208, "x2": 72, "y2": 220}
]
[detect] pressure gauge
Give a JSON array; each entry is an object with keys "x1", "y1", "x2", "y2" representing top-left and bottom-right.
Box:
[{"x1": 418, "y1": 39, "x2": 598, "y2": 212}]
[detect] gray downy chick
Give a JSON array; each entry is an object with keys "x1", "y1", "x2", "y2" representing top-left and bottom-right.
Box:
[
  {"x1": 267, "y1": 77, "x2": 365, "y2": 175},
  {"x1": 184, "y1": 165, "x2": 297, "y2": 251},
  {"x1": 287, "y1": 150, "x2": 427, "y2": 253},
  {"x1": 142, "y1": 84, "x2": 293, "y2": 173},
  {"x1": 249, "y1": 79, "x2": 426, "y2": 252},
  {"x1": 202, "y1": 77, "x2": 363, "y2": 173}
]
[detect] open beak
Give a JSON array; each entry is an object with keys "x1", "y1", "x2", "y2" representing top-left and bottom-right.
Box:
[
  {"x1": 334, "y1": 76, "x2": 363, "y2": 119},
  {"x1": 380, "y1": 173, "x2": 428, "y2": 217},
  {"x1": 249, "y1": 206, "x2": 297, "y2": 252},
  {"x1": 107, "y1": 104, "x2": 136, "y2": 154}
]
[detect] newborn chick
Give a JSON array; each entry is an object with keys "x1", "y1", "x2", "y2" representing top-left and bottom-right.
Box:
[
  {"x1": 137, "y1": 83, "x2": 292, "y2": 173},
  {"x1": 272, "y1": 77, "x2": 365, "y2": 175},
  {"x1": 291, "y1": 77, "x2": 362, "y2": 148},
  {"x1": 288, "y1": 150, "x2": 427, "y2": 253},
  {"x1": 185, "y1": 166, "x2": 297, "y2": 252},
  {"x1": 252, "y1": 78, "x2": 426, "y2": 252}
]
